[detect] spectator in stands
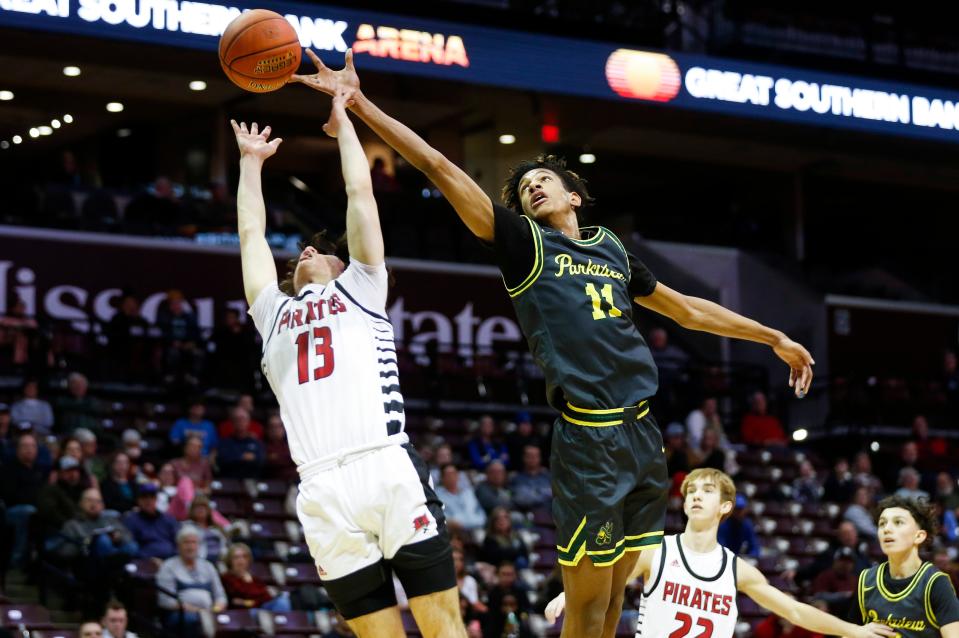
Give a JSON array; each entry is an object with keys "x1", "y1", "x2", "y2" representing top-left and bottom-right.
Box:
[
  {"x1": 895, "y1": 468, "x2": 930, "y2": 502},
  {"x1": 221, "y1": 542, "x2": 292, "y2": 611},
  {"x1": 429, "y1": 443, "x2": 469, "y2": 491},
  {"x1": 155, "y1": 463, "x2": 182, "y2": 515},
  {"x1": 810, "y1": 547, "x2": 857, "y2": 610},
  {"x1": 740, "y1": 391, "x2": 788, "y2": 446},
  {"x1": 106, "y1": 293, "x2": 150, "y2": 381},
  {"x1": 156, "y1": 289, "x2": 202, "y2": 386},
  {"x1": 936, "y1": 472, "x2": 959, "y2": 513},
  {"x1": 466, "y1": 414, "x2": 509, "y2": 471},
  {"x1": 453, "y1": 548, "x2": 486, "y2": 616},
  {"x1": 686, "y1": 396, "x2": 727, "y2": 453},
  {"x1": 483, "y1": 562, "x2": 531, "y2": 637},
  {"x1": 11, "y1": 378, "x2": 54, "y2": 435},
  {"x1": 663, "y1": 422, "x2": 692, "y2": 478},
  {"x1": 850, "y1": 452, "x2": 883, "y2": 496},
  {"x1": 124, "y1": 482, "x2": 179, "y2": 559},
  {"x1": 58, "y1": 488, "x2": 137, "y2": 562},
  {"x1": 55, "y1": 372, "x2": 101, "y2": 435},
  {"x1": 209, "y1": 308, "x2": 257, "y2": 392},
  {"x1": 263, "y1": 412, "x2": 297, "y2": 481},
  {"x1": 475, "y1": 460, "x2": 513, "y2": 513},
  {"x1": 38, "y1": 455, "x2": 86, "y2": 534},
  {"x1": 171, "y1": 435, "x2": 213, "y2": 491},
  {"x1": 169, "y1": 400, "x2": 218, "y2": 457},
  {"x1": 911, "y1": 414, "x2": 949, "y2": 472},
  {"x1": 717, "y1": 494, "x2": 759, "y2": 558},
  {"x1": 792, "y1": 460, "x2": 824, "y2": 503},
  {"x1": 435, "y1": 464, "x2": 486, "y2": 531},
  {"x1": 101, "y1": 600, "x2": 136, "y2": 638},
  {"x1": 791, "y1": 521, "x2": 869, "y2": 587},
  {"x1": 156, "y1": 526, "x2": 227, "y2": 636},
  {"x1": 843, "y1": 486, "x2": 878, "y2": 538},
  {"x1": 217, "y1": 408, "x2": 265, "y2": 479},
  {"x1": 881, "y1": 441, "x2": 920, "y2": 494},
  {"x1": 79, "y1": 621, "x2": 103, "y2": 638},
  {"x1": 218, "y1": 394, "x2": 264, "y2": 440},
  {"x1": 505, "y1": 412, "x2": 545, "y2": 470},
  {"x1": 648, "y1": 327, "x2": 687, "y2": 377},
  {"x1": 100, "y1": 452, "x2": 136, "y2": 514},
  {"x1": 370, "y1": 156, "x2": 399, "y2": 193},
  {"x1": 0, "y1": 295, "x2": 39, "y2": 369},
  {"x1": 510, "y1": 445, "x2": 552, "y2": 511},
  {"x1": 480, "y1": 506, "x2": 529, "y2": 568},
  {"x1": 1, "y1": 431, "x2": 46, "y2": 566},
  {"x1": 57, "y1": 435, "x2": 97, "y2": 489},
  {"x1": 183, "y1": 495, "x2": 227, "y2": 563},
  {"x1": 752, "y1": 594, "x2": 824, "y2": 638},
  {"x1": 692, "y1": 426, "x2": 727, "y2": 472},
  {"x1": 0, "y1": 403, "x2": 12, "y2": 458},
  {"x1": 823, "y1": 457, "x2": 855, "y2": 504},
  {"x1": 933, "y1": 549, "x2": 959, "y2": 593},
  {"x1": 125, "y1": 176, "x2": 186, "y2": 235},
  {"x1": 941, "y1": 349, "x2": 959, "y2": 415},
  {"x1": 75, "y1": 427, "x2": 107, "y2": 483},
  {"x1": 120, "y1": 429, "x2": 145, "y2": 470}
]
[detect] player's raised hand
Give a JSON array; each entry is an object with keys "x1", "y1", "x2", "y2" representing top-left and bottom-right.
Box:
[
  {"x1": 544, "y1": 592, "x2": 566, "y2": 624},
  {"x1": 773, "y1": 336, "x2": 814, "y2": 398},
  {"x1": 851, "y1": 622, "x2": 898, "y2": 638},
  {"x1": 230, "y1": 120, "x2": 282, "y2": 161},
  {"x1": 322, "y1": 93, "x2": 354, "y2": 139},
  {"x1": 290, "y1": 48, "x2": 360, "y2": 103}
]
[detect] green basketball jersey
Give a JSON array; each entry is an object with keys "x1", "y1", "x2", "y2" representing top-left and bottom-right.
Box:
[
  {"x1": 858, "y1": 562, "x2": 954, "y2": 638},
  {"x1": 505, "y1": 216, "x2": 658, "y2": 411}
]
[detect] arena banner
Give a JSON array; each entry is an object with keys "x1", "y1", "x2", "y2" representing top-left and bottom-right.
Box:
[
  {"x1": 0, "y1": 226, "x2": 523, "y2": 354},
  {"x1": 5, "y1": 2, "x2": 959, "y2": 142}
]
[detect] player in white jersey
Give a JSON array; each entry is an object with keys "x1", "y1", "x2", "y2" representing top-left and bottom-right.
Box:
[
  {"x1": 545, "y1": 468, "x2": 895, "y2": 638},
  {"x1": 231, "y1": 93, "x2": 465, "y2": 638}
]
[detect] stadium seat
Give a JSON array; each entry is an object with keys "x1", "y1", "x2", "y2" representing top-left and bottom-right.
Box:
[
  {"x1": 211, "y1": 478, "x2": 248, "y2": 497},
  {"x1": 262, "y1": 610, "x2": 319, "y2": 635},
  {"x1": 124, "y1": 557, "x2": 160, "y2": 581},
  {"x1": 209, "y1": 495, "x2": 246, "y2": 519},
  {"x1": 0, "y1": 603, "x2": 54, "y2": 630},
  {"x1": 276, "y1": 563, "x2": 322, "y2": 587},
  {"x1": 210, "y1": 609, "x2": 260, "y2": 636},
  {"x1": 31, "y1": 631, "x2": 77, "y2": 638},
  {"x1": 252, "y1": 479, "x2": 290, "y2": 499},
  {"x1": 250, "y1": 498, "x2": 287, "y2": 519}
]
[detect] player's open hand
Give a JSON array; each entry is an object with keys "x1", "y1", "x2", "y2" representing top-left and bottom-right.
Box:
[
  {"x1": 852, "y1": 622, "x2": 898, "y2": 638},
  {"x1": 773, "y1": 336, "x2": 814, "y2": 398},
  {"x1": 291, "y1": 48, "x2": 360, "y2": 104},
  {"x1": 322, "y1": 93, "x2": 353, "y2": 139},
  {"x1": 230, "y1": 120, "x2": 282, "y2": 161},
  {"x1": 544, "y1": 592, "x2": 566, "y2": 624}
]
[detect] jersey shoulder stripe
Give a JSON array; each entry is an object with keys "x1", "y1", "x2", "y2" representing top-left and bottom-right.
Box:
[
  {"x1": 333, "y1": 281, "x2": 389, "y2": 321},
  {"x1": 643, "y1": 536, "x2": 668, "y2": 596}
]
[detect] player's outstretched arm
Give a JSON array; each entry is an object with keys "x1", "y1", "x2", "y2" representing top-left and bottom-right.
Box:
[
  {"x1": 231, "y1": 120, "x2": 281, "y2": 306},
  {"x1": 942, "y1": 622, "x2": 959, "y2": 638},
  {"x1": 636, "y1": 282, "x2": 814, "y2": 398},
  {"x1": 323, "y1": 92, "x2": 383, "y2": 266},
  {"x1": 737, "y1": 560, "x2": 895, "y2": 638},
  {"x1": 292, "y1": 49, "x2": 495, "y2": 241}
]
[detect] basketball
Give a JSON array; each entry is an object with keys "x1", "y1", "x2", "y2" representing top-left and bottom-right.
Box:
[{"x1": 218, "y1": 9, "x2": 301, "y2": 93}]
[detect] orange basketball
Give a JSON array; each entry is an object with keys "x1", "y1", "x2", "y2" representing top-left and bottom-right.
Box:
[{"x1": 219, "y1": 9, "x2": 301, "y2": 93}]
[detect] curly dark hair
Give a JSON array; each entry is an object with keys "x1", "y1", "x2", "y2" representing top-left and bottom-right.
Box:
[
  {"x1": 278, "y1": 231, "x2": 348, "y2": 296},
  {"x1": 875, "y1": 495, "x2": 938, "y2": 547},
  {"x1": 501, "y1": 154, "x2": 595, "y2": 214}
]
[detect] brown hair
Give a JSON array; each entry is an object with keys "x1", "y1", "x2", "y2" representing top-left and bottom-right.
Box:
[
  {"x1": 875, "y1": 495, "x2": 938, "y2": 547},
  {"x1": 278, "y1": 231, "x2": 346, "y2": 296},
  {"x1": 501, "y1": 154, "x2": 595, "y2": 214},
  {"x1": 680, "y1": 468, "x2": 737, "y2": 522},
  {"x1": 224, "y1": 542, "x2": 253, "y2": 572}
]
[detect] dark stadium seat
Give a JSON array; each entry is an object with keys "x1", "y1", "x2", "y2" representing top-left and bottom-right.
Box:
[
  {"x1": 211, "y1": 478, "x2": 248, "y2": 497},
  {"x1": 124, "y1": 557, "x2": 160, "y2": 581},
  {"x1": 245, "y1": 519, "x2": 291, "y2": 541},
  {"x1": 32, "y1": 631, "x2": 77, "y2": 638},
  {"x1": 252, "y1": 479, "x2": 290, "y2": 499},
  {"x1": 0, "y1": 603, "x2": 54, "y2": 630},
  {"x1": 250, "y1": 561, "x2": 279, "y2": 586},
  {"x1": 276, "y1": 563, "x2": 322, "y2": 587},
  {"x1": 263, "y1": 610, "x2": 319, "y2": 635},
  {"x1": 210, "y1": 609, "x2": 260, "y2": 636},
  {"x1": 250, "y1": 498, "x2": 287, "y2": 519},
  {"x1": 209, "y1": 495, "x2": 246, "y2": 519}
]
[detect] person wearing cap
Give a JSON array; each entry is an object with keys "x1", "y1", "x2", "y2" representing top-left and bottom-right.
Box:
[
  {"x1": 717, "y1": 493, "x2": 760, "y2": 558},
  {"x1": 1, "y1": 431, "x2": 48, "y2": 566},
  {"x1": 37, "y1": 455, "x2": 86, "y2": 534},
  {"x1": 122, "y1": 482, "x2": 179, "y2": 559}
]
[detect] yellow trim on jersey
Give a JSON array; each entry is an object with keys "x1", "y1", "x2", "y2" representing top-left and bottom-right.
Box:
[
  {"x1": 876, "y1": 561, "x2": 932, "y2": 602},
  {"x1": 562, "y1": 401, "x2": 650, "y2": 427},
  {"x1": 925, "y1": 571, "x2": 949, "y2": 629},
  {"x1": 858, "y1": 568, "x2": 868, "y2": 622},
  {"x1": 568, "y1": 226, "x2": 606, "y2": 246},
  {"x1": 602, "y1": 227, "x2": 631, "y2": 265},
  {"x1": 557, "y1": 516, "x2": 588, "y2": 554},
  {"x1": 505, "y1": 216, "x2": 544, "y2": 298}
]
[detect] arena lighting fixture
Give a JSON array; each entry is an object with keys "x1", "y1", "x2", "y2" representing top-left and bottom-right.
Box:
[
  {"x1": 38, "y1": 126, "x2": 52, "y2": 136},
  {"x1": 0, "y1": 141, "x2": 8, "y2": 149},
  {"x1": 189, "y1": 80, "x2": 207, "y2": 91},
  {"x1": 29, "y1": 128, "x2": 39, "y2": 138},
  {"x1": 117, "y1": 128, "x2": 132, "y2": 138},
  {"x1": 51, "y1": 119, "x2": 61, "y2": 129},
  {"x1": 12, "y1": 135, "x2": 22, "y2": 144},
  {"x1": 792, "y1": 428, "x2": 808, "y2": 442},
  {"x1": 498, "y1": 134, "x2": 516, "y2": 145},
  {"x1": 579, "y1": 153, "x2": 596, "y2": 164},
  {"x1": 63, "y1": 114, "x2": 74, "y2": 123},
  {"x1": 0, "y1": 90, "x2": 13, "y2": 101},
  {"x1": 106, "y1": 102, "x2": 124, "y2": 113},
  {"x1": 63, "y1": 66, "x2": 81, "y2": 77},
  {"x1": 870, "y1": 441, "x2": 880, "y2": 452}
]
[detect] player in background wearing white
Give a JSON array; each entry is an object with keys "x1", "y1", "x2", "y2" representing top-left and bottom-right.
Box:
[
  {"x1": 545, "y1": 469, "x2": 895, "y2": 638},
  {"x1": 231, "y1": 94, "x2": 465, "y2": 638}
]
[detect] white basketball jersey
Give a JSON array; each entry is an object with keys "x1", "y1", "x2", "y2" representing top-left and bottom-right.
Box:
[
  {"x1": 637, "y1": 534, "x2": 739, "y2": 638},
  {"x1": 249, "y1": 261, "x2": 404, "y2": 467}
]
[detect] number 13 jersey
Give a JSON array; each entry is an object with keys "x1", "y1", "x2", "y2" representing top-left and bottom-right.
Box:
[
  {"x1": 638, "y1": 534, "x2": 739, "y2": 638},
  {"x1": 249, "y1": 260, "x2": 404, "y2": 468}
]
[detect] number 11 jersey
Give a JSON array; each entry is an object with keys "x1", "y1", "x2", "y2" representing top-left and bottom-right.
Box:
[
  {"x1": 249, "y1": 261, "x2": 404, "y2": 468},
  {"x1": 639, "y1": 534, "x2": 739, "y2": 638}
]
